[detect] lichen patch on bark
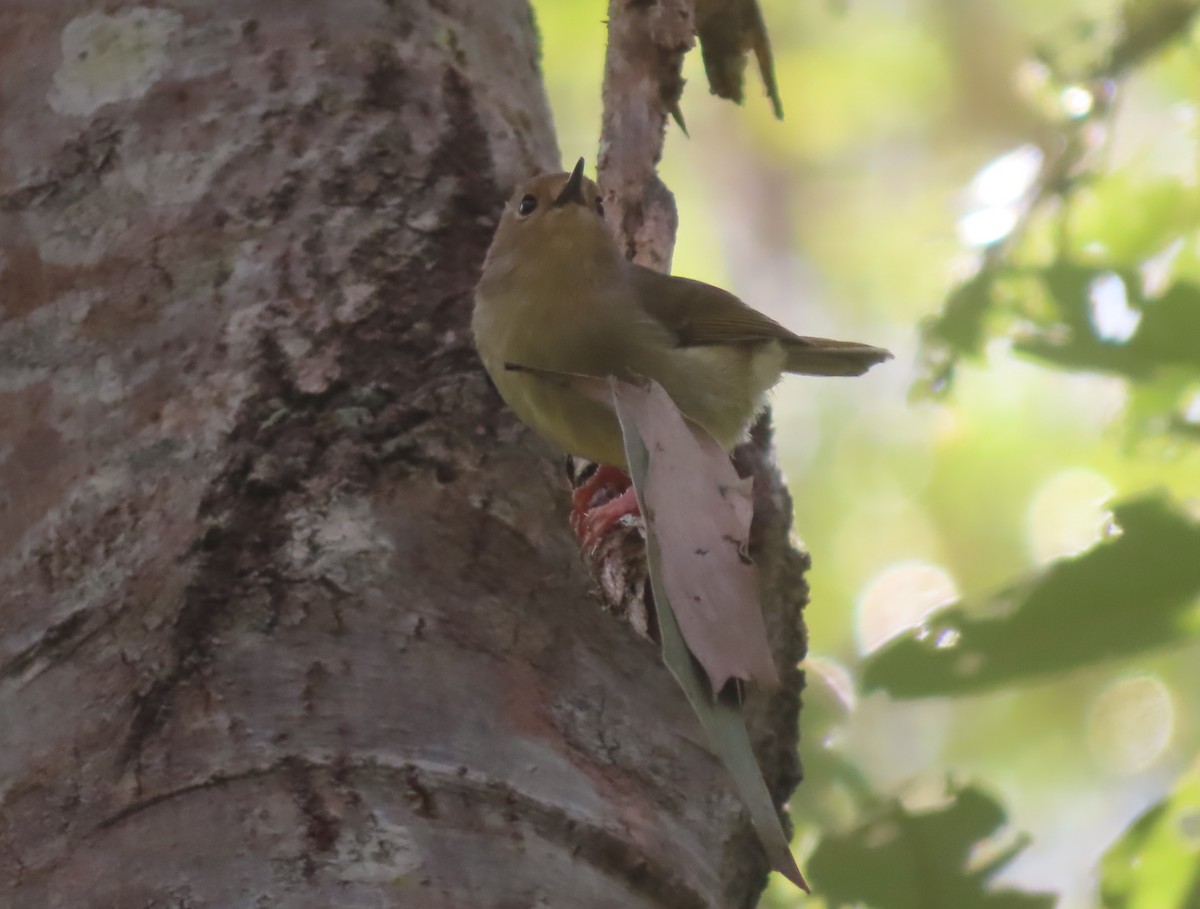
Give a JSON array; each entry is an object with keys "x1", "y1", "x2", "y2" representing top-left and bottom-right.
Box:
[{"x1": 50, "y1": 9, "x2": 184, "y2": 117}]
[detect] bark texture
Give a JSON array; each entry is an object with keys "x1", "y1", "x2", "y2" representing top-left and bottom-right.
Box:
[
  {"x1": 0, "y1": 2, "x2": 805, "y2": 907},
  {"x1": 598, "y1": 0, "x2": 692, "y2": 272}
]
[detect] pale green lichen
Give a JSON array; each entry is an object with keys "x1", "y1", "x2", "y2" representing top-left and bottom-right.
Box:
[{"x1": 50, "y1": 8, "x2": 183, "y2": 117}]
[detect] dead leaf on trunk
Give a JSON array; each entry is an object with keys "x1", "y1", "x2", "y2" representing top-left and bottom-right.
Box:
[
  {"x1": 610, "y1": 378, "x2": 779, "y2": 695},
  {"x1": 618, "y1": 383, "x2": 808, "y2": 893},
  {"x1": 504, "y1": 363, "x2": 780, "y2": 695}
]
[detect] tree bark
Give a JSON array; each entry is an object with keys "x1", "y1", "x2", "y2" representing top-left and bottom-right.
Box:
[{"x1": 0, "y1": 2, "x2": 806, "y2": 907}]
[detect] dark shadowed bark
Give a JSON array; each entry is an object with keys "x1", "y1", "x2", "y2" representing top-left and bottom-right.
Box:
[{"x1": 0, "y1": 2, "x2": 806, "y2": 906}]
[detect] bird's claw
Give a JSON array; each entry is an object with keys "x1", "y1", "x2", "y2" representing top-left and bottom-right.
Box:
[
  {"x1": 573, "y1": 486, "x2": 641, "y2": 548},
  {"x1": 570, "y1": 466, "x2": 640, "y2": 547}
]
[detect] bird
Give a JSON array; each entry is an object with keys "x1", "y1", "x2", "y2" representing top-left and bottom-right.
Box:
[{"x1": 473, "y1": 158, "x2": 891, "y2": 543}]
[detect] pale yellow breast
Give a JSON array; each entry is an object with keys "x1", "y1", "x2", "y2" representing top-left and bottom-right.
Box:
[
  {"x1": 473, "y1": 266, "x2": 786, "y2": 465},
  {"x1": 472, "y1": 274, "x2": 643, "y2": 465}
]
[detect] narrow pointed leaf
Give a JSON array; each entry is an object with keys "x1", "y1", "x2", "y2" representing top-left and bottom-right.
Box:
[
  {"x1": 610, "y1": 379, "x2": 778, "y2": 693},
  {"x1": 616, "y1": 388, "x2": 807, "y2": 891}
]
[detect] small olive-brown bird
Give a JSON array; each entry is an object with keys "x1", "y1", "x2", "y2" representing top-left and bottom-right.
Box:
[{"x1": 473, "y1": 158, "x2": 891, "y2": 471}]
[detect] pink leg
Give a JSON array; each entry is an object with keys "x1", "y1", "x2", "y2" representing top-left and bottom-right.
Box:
[
  {"x1": 575, "y1": 485, "x2": 641, "y2": 549},
  {"x1": 570, "y1": 466, "x2": 641, "y2": 546},
  {"x1": 571, "y1": 465, "x2": 630, "y2": 513}
]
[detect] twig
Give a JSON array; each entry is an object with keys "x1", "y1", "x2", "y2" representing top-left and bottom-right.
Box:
[{"x1": 597, "y1": 0, "x2": 694, "y2": 272}]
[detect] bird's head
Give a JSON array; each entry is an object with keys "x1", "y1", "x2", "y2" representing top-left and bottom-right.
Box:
[{"x1": 481, "y1": 158, "x2": 619, "y2": 282}]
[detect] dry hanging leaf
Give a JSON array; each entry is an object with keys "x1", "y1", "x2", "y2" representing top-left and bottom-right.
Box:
[
  {"x1": 504, "y1": 363, "x2": 780, "y2": 695},
  {"x1": 610, "y1": 378, "x2": 779, "y2": 695},
  {"x1": 695, "y1": 0, "x2": 784, "y2": 119},
  {"x1": 505, "y1": 363, "x2": 805, "y2": 891},
  {"x1": 618, "y1": 385, "x2": 808, "y2": 892}
]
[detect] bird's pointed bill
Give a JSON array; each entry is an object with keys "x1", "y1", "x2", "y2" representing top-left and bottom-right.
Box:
[{"x1": 554, "y1": 157, "x2": 587, "y2": 207}]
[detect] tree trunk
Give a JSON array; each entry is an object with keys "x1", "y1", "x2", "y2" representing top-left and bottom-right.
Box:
[{"x1": 0, "y1": 3, "x2": 806, "y2": 907}]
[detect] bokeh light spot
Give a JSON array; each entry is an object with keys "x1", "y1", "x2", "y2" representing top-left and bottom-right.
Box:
[
  {"x1": 1087, "y1": 674, "x2": 1175, "y2": 775},
  {"x1": 864, "y1": 821, "x2": 899, "y2": 849},
  {"x1": 957, "y1": 144, "x2": 1043, "y2": 247},
  {"x1": 1089, "y1": 272, "x2": 1141, "y2": 342},
  {"x1": 934, "y1": 627, "x2": 960, "y2": 649},
  {"x1": 1141, "y1": 237, "x2": 1183, "y2": 298},
  {"x1": 804, "y1": 654, "x2": 857, "y2": 713},
  {"x1": 970, "y1": 144, "x2": 1043, "y2": 207},
  {"x1": 857, "y1": 560, "x2": 959, "y2": 654},
  {"x1": 958, "y1": 206, "x2": 1019, "y2": 247},
  {"x1": 966, "y1": 823, "x2": 1026, "y2": 875},
  {"x1": 1061, "y1": 85, "x2": 1093, "y2": 117},
  {"x1": 954, "y1": 651, "x2": 984, "y2": 676},
  {"x1": 898, "y1": 777, "x2": 956, "y2": 813},
  {"x1": 1183, "y1": 391, "x2": 1200, "y2": 424},
  {"x1": 1027, "y1": 468, "x2": 1116, "y2": 564}
]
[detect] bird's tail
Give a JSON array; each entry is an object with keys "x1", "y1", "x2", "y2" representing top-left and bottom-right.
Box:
[{"x1": 782, "y1": 337, "x2": 893, "y2": 377}]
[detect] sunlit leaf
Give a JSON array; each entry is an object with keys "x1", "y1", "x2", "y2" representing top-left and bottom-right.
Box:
[
  {"x1": 925, "y1": 270, "x2": 996, "y2": 356},
  {"x1": 1100, "y1": 759, "x2": 1200, "y2": 909},
  {"x1": 863, "y1": 494, "x2": 1200, "y2": 698},
  {"x1": 915, "y1": 270, "x2": 998, "y2": 397},
  {"x1": 808, "y1": 783, "x2": 1055, "y2": 909},
  {"x1": 1067, "y1": 174, "x2": 1200, "y2": 266}
]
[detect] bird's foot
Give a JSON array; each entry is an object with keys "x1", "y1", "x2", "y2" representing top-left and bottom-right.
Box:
[
  {"x1": 571, "y1": 464, "x2": 630, "y2": 513},
  {"x1": 570, "y1": 466, "x2": 641, "y2": 547},
  {"x1": 575, "y1": 486, "x2": 641, "y2": 549}
]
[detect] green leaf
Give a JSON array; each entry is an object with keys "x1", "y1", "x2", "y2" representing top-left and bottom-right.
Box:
[
  {"x1": 915, "y1": 270, "x2": 997, "y2": 397},
  {"x1": 863, "y1": 494, "x2": 1200, "y2": 698},
  {"x1": 1015, "y1": 264, "x2": 1200, "y2": 380},
  {"x1": 1067, "y1": 174, "x2": 1200, "y2": 265},
  {"x1": 925, "y1": 270, "x2": 997, "y2": 357},
  {"x1": 1100, "y1": 761, "x2": 1200, "y2": 909},
  {"x1": 1124, "y1": 369, "x2": 1199, "y2": 439},
  {"x1": 1111, "y1": 0, "x2": 1200, "y2": 74},
  {"x1": 808, "y1": 783, "x2": 1055, "y2": 909},
  {"x1": 615, "y1": 383, "x2": 807, "y2": 892}
]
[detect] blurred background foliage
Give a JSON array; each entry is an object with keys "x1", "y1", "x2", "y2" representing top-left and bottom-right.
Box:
[{"x1": 531, "y1": 0, "x2": 1200, "y2": 906}]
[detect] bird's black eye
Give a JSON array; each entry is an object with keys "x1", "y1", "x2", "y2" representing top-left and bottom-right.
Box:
[
  {"x1": 518, "y1": 194, "x2": 538, "y2": 216},
  {"x1": 595, "y1": 197, "x2": 605, "y2": 218}
]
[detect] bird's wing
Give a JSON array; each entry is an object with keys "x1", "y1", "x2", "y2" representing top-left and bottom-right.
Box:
[
  {"x1": 630, "y1": 264, "x2": 892, "y2": 376},
  {"x1": 631, "y1": 264, "x2": 802, "y2": 346}
]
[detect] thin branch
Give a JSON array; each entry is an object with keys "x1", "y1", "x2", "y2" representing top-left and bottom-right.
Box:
[
  {"x1": 597, "y1": 0, "x2": 694, "y2": 272},
  {"x1": 575, "y1": 1, "x2": 698, "y2": 598}
]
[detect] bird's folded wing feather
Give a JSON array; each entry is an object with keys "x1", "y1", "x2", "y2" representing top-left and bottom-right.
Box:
[{"x1": 630, "y1": 264, "x2": 892, "y2": 376}]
